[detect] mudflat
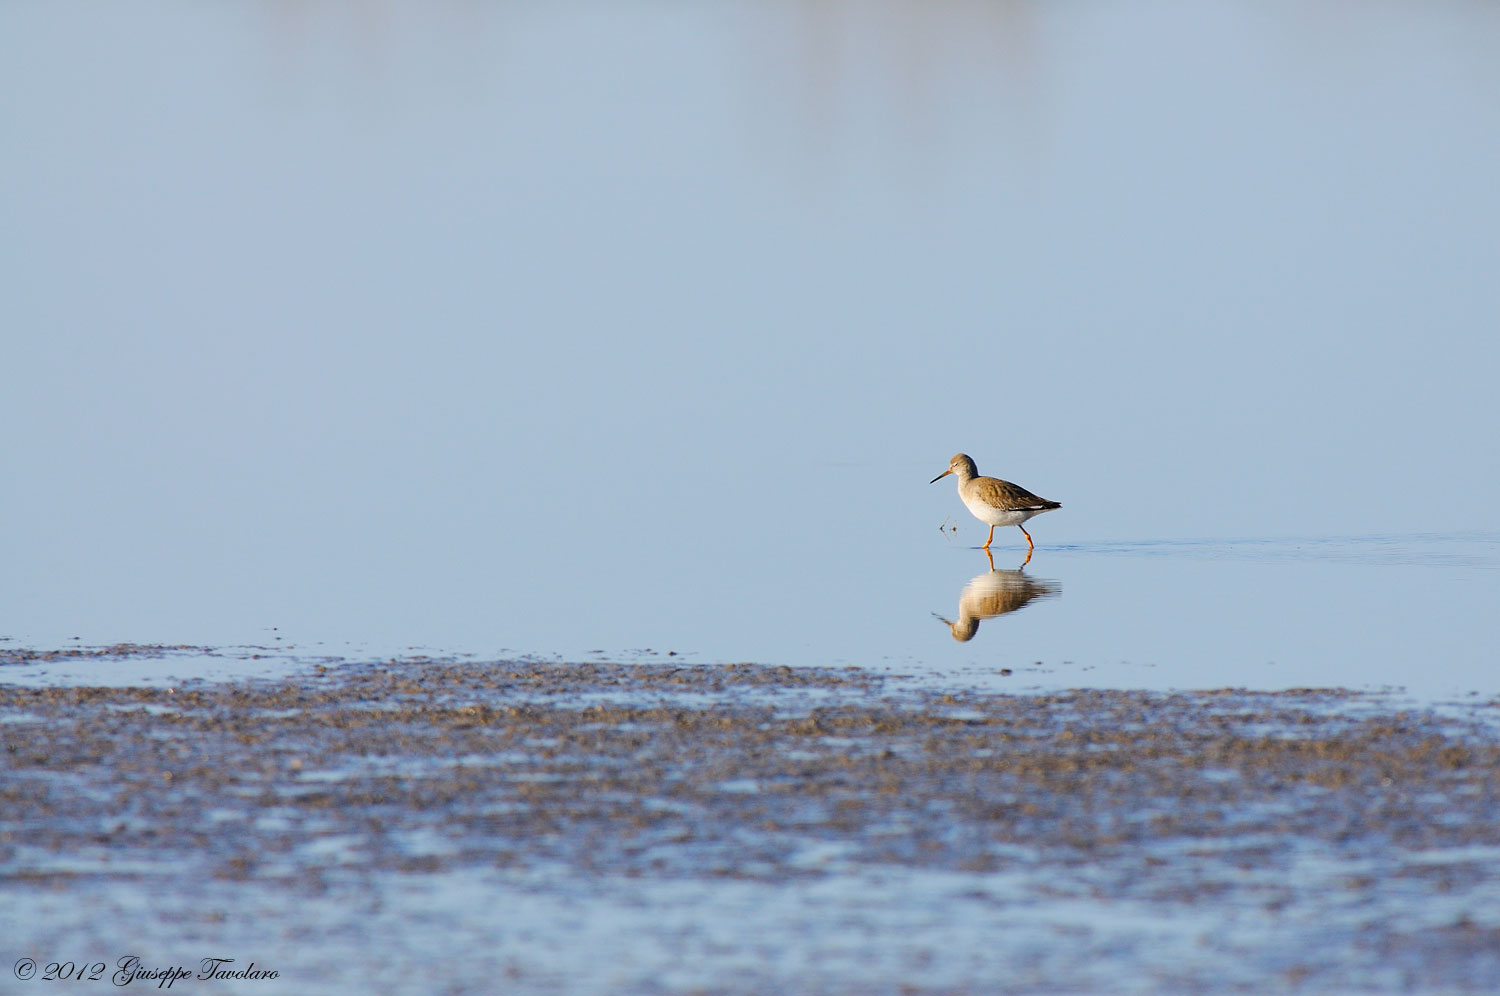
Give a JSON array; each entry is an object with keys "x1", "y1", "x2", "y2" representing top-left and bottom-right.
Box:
[{"x1": 3, "y1": 654, "x2": 1498, "y2": 993}]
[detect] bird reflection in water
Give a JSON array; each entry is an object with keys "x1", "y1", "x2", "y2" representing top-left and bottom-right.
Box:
[{"x1": 935, "y1": 550, "x2": 1060, "y2": 642}]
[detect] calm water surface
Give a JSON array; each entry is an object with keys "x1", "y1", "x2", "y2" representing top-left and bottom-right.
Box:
[
  {"x1": 3, "y1": 4, "x2": 1500, "y2": 993},
  {"x1": 2, "y1": 1, "x2": 1497, "y2": 698}
]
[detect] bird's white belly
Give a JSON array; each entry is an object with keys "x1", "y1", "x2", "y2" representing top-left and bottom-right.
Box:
[{"x1": 961, "y1": 492, "x2": 1042, "y2": 527}]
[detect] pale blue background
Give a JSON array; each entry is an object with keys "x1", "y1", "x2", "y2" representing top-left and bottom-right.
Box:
[{"x1": 3, "y1": 0, "x2": 1497, "y2": 696}]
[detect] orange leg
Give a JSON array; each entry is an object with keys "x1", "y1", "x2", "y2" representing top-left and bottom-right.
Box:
[
  {"x1": 982, "y1": 525, "x2": 995, "y2": 550},
  {"x1": 1019, "y1": 546, "x2": 1033, "y2": 568},
  {"x1": 1018, "y1": 524, "x2": 1035, "y2": 551},
  {"x1": 983, "y1": 547, "x2": 996, "y2": 572}
]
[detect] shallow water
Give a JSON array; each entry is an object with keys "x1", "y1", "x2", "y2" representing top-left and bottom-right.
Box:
[
  {"x1": 3, "y1": 0, "x2": 1499, "y2": 701},
  {"x1": 3, "y1": 0, "x2": 1499, "y2": 991},
  {"x1": 4, "y1": 531, "x2": 1497, "y2": 702}
]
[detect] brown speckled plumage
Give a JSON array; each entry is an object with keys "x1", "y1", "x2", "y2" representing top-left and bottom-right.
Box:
[{"x1": 930, "y1": 453, "x2": 1061, "y2": 557}]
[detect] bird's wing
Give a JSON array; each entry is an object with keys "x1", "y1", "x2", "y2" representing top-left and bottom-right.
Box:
[{"x1": 976, "y1": 476, "x2": 1061, "y2": 510}]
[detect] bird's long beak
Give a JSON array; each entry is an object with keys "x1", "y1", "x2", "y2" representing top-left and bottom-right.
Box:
[{"x1": 929, "y1": 469, "x2": 953, "y2": 484}]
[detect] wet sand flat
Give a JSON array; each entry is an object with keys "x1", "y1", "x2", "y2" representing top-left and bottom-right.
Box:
[{"x1": 3, "y1": 656, "x2": 1499, "y2": 993}]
